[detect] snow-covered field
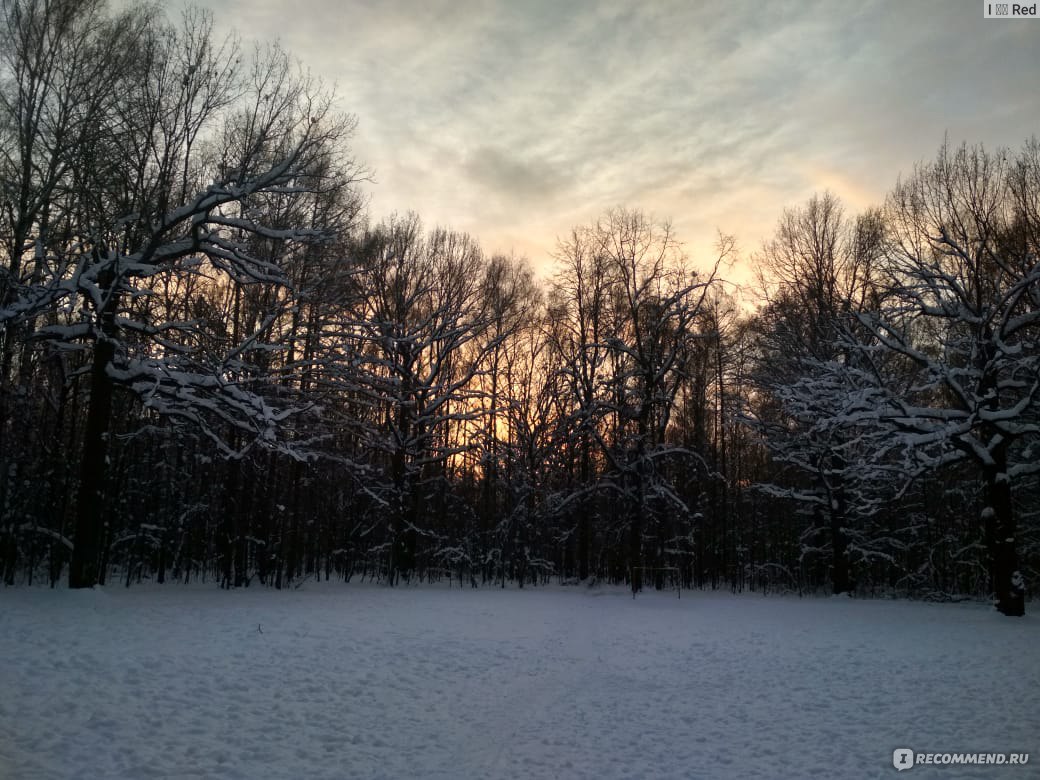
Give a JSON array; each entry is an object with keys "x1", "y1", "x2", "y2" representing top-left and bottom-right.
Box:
[{"x1": 1, "y1": 583, "x2": 1036, "y2": 780}]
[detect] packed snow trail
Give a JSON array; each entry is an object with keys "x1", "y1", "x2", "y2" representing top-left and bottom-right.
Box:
[{"x1": 1, "y1": 584, "x2": 1036, "y2": 779}]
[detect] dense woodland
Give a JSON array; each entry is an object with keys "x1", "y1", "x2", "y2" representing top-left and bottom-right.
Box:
[{"x1": 1, "y1": 0, "x2": 1037, "y2": 616}]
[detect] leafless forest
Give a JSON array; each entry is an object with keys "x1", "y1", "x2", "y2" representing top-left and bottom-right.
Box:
[{"x1": 1, "y1": 1, "x2": 1037, "y2": 616}]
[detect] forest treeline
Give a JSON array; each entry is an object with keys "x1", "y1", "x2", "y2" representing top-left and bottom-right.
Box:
[{"x1": 1, "y1": 1, "x2": 1037, "y2": 615}]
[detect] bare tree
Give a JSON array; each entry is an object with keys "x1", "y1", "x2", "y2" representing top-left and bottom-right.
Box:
[
  {"x1": 836, "y1": 141, "x2": 1040, "y2": 615},
  {"x1": 0, "y1": 2, "x2": 363, "y2": 587},
  {"x1": 548, "y1": 208, "x2": 719, "y2": 592},
  {"x1": 341, "y1": 215, "x2": 506, "y2": 583},
  {"x1": 748, "y1": 193, "x2": 887, "y2": 594}
]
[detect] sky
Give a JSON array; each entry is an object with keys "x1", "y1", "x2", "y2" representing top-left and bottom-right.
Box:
[{"x1": 178, "y1": 0, "x2": 1038, "y2": 284}]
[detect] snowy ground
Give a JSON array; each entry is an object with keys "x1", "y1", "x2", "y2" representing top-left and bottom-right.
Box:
[{"x1": 0, "y1": 583, "x2": 1036, "y2": 780}]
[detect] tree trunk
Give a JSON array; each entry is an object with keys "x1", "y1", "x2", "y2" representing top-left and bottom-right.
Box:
[
  {"x1": 829, "y1": 465, "x2": 851, "y2": 596},
  {"x1": 629, "y1": 446, "x2": 645, "y2": 596},
  {"x1": 985, "y1": 461, "x2": 1025, "y2": 616},
  {"x1": 578, "y1": 446, "x2": 591, "y2": 581},
  {"x1": 69, "y1": 332, "x2": 116, "y2": 588},
  {"x1": 629, "y1": 513, "x2": 642, "y2": 595}
]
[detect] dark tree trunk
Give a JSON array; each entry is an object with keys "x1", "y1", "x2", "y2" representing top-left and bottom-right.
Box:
[
  {"x1": 156, "y1": 526, "x2": 167, "y2": 585},
  {"x1": 829, "y1": 468, "x2": 851, "y2": 596},
  {"x1": 985, "y1": 460, "x2": 1025, "y2": 616},
  {"x1": 629, "y1": 447, "x2": 645, "y2": 596},
  {"x1": 69, "y1": 329, "x2": 116, "y2": 588},
  {"x1": 389, "y1": 446, "x2": 405, "y2": 587},
  {"x1": 222, "y1": 456, "x2": 240, "y2": 589},
  {"x1": 2, "y1": 519, "x2": 15, "y2": 586},
  {"x1": 234, "y1": 466, "x2": 252, "y2": 588},
  {"x1": 629, "y1": 513, "x2": 642, "y2": 595},
  {"x1": 578, "y1": 447, "x2": 591, "y2": 581}
]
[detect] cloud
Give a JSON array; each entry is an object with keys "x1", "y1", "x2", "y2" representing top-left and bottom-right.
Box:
[
  {"x1": 463, "y1": 146, "x2": 570, "y2": 207},
  {"x1": 168, "y1": 0, "x2": 1039, "y2": 278}
]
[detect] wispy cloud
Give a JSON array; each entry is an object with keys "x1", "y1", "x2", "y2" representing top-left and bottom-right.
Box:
[{"x1": 183, "y1": 0, "x2": 1039, "y2": 277}]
